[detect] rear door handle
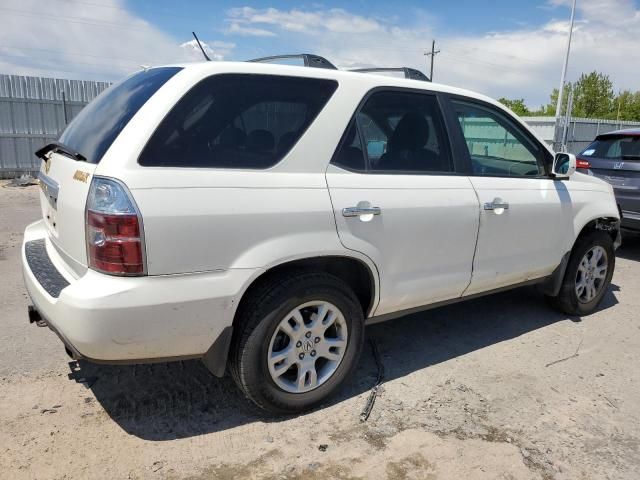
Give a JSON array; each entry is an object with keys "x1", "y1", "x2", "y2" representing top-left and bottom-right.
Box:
[{"x1": 342, "y1": 206, "x2": 382, "y2": 217}]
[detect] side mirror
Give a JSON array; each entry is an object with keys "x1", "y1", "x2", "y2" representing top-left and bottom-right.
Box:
[{"x1": 552, "y1": 152, "x2": 576, "y2": 179}]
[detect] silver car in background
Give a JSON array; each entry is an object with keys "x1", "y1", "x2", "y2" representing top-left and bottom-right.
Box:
[{"x1": 577, "y1": 128, "x2": 640, "y2": 232}]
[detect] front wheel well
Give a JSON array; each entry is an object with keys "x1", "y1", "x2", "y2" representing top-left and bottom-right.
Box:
[{"x1": 576, "y1": 217, "x2": 620, "y2": 246}]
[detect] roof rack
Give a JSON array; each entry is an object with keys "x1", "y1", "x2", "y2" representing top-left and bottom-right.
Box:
[
  {"x1": 248, "y1": 54, "x2": 337, "y2": 70},
  {"x1": 351, "y1": 67, "x2": 431, "y2": 82}
]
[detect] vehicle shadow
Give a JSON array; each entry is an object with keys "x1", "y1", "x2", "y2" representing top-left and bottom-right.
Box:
[{"x1": 69, "y1": 284, "x2": 620, "y2": 441}]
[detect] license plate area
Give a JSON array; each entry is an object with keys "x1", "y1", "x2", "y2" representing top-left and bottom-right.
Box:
[{"x1": 38, "y1": 173, "x2": 59, "y2": 230}]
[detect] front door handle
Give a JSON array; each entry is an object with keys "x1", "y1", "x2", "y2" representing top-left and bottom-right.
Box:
[
  {"x1": 342, "y1": 206, "x2": 382, "y2": 217},
  {"x1": 484, "y1": 200, "x2": 509, "y2": 211}
]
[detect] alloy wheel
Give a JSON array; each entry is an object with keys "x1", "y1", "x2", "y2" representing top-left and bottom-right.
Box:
[
  {"x1": 575, "y1": 245, "x2": 608, "y2": 303},
  {"x1": 267, "y1": 301, "x2": 348, "y2": 394}
]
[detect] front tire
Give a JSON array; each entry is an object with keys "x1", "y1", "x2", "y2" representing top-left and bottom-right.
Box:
[
  {"x1": 229, "y1": 271, "x2": 365, "y2": 413},
  {"x1": 549, "y1": 231, "x2": 615, "y2": 316}
]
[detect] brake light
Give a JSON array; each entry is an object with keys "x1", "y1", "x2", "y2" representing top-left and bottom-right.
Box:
[
  {"x1": 576, "y1": 158, "x2": 591, "y2": 169},
  {"x1": 86, "y1": 177, "x2": 145, "y2": 275}
]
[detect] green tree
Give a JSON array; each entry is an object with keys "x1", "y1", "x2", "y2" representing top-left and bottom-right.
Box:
[
  {"x1": 498, "y1": 98, "x2": 530, "y2": 116},
  {"x1": 513, "y1": 71, "x2": 640, "y2": 121},
  {"x1": 571, "y1": 71, "x2": 614, "y2": 118},
  {"x1": 614, "y1": 90, "x2": 640, "y2": 121}
]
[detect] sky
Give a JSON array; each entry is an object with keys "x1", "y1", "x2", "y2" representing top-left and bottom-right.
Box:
[{"x1": 1, "y1": 0, "x2": 639, "y2": 108}]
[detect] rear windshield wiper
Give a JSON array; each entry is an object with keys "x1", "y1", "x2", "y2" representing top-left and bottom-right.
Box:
[
  {"x1": 35, "y1": 141, "x2": 87, "y2": 162},
  {"x1": 622, "y1": 155, "x2": 640, "y2": 160}
]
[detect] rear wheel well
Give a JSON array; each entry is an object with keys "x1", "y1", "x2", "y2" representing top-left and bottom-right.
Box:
[{"x1": 234, "y1": 256, "x2": 375, "y2": 326}]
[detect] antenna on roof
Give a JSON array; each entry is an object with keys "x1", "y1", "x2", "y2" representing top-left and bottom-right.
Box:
[{"x1": 192, "y1": 31, "x2": 211, "y2": 61}]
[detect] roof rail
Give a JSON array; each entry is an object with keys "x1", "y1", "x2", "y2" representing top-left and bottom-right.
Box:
[
  {"x1": 248, "y1": 54, "x2": 337, "y2": 70},
  {"x1": 351, "y1": 67, "x2": 430, "y2": 82}
]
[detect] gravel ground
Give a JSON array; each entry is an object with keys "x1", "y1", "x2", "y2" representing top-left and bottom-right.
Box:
[{"x1": 1, "y1": 180, "x2": 639, "y2": 480}]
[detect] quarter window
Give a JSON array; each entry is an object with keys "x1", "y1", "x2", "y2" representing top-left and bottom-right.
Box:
[
  {"x1": 452, "y1": 100, "x2": 545, "y2": 177},
  {"x1": 59, "y1": 67, "x2": 182, "y2": 164},
  {"x1": 139, "y1": 74, "x2": 337, "y2": 168}
]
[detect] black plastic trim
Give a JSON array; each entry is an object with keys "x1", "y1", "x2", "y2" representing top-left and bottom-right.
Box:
[
  {"x1": 25, "y1": 239, "x2": 70, "y2": 298},
  {"x1": 538, "y1": 251, "x2": 571, "y2": 297},
  {"x1": 351, "y1": 67, "x2": 430, "y2": 82},
  {"x1": 366, "y1": 277, "x2": 547, "y2": 325},
  {"x1": 201, "y1": 326, "x2": 234, "y2": 377},
  {"x1": 248, "y1": 54, "x2": 337, "y2": 70}
]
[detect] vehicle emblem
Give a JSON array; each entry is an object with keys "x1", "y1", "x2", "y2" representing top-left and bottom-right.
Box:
[
  {"x1": 301, "y1": 340, "x2": 314, "y2": 353},
  {"x1": 73, "y1": 170, "x2": 90, "y2": 183},
  {"x1": 614, "y1": 162, "x2": 624, "y2": 170},
  {"x1": 44, "y1": 157, "x2": 51, "y2": 174}
]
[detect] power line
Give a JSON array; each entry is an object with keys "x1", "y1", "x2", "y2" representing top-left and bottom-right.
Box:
[
  {"x1": 438, "y1": 52, "x2": 516, "y2": 70},
  {"x1": 443, "y1": 44, "x2": 541, "y2": 65},
  {"x1": 0, "y1": 6, "x2": 154, "y2": 31},
  {"x1": 0, "y1": 52, "x2": 141, "y2": 71},
  {"x1": 0, "y1": 44, "x2": 169, "y2": 64}
]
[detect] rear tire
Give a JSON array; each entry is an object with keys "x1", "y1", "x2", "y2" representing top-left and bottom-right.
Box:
[
  {"x1": 548, "y1": 231, "x2": 615, "y2": 316},
  {"x1": 229, "y1": 271, "x2": 364, "y2": 414}
]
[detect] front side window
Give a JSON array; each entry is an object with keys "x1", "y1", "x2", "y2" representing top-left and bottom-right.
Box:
[
  {"x1": 139, "y1": 74, "x2": 337, "y2": 168},
  {"x1": 452, "y1": 100, "x2": 546, "y2": 177},
  {"x1": 332, "y1": 90, "x2": 452, "y2": 174}
]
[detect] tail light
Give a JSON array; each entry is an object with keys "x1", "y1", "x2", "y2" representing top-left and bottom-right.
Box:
[
  {"x1": 576, "y1": 158, "x2": 591, "y2": 170},
  {"x1": 86, "y1": 177, "x2": 145, "y2": 275}
]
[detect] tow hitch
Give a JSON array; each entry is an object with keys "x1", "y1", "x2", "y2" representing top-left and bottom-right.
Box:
[{"x1": 28, "y1": 305, "x2": 48, "y2": 327}]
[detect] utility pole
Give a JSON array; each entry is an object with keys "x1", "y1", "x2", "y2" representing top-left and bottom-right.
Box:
[
  {"x1": 561, "y1": 85, "x2": 574, "y2": 152},
  {"x1": 425, "y1": 40, "x2": 440, "y2": 82},
  {"x1": 555, "y1": 0, "x2": 577, "y2": 118}
]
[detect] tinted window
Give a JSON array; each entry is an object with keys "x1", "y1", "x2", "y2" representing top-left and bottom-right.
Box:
[
  {"x1": 580, "y1": 135, "x2": 640, "y2": 160},
  {"x1": 452, "y1": 100, "x2": 545, "y2": 177},
  {"x1": 332, "y1": 121, "x2": 366, "y2": 171},
  {"x1": 139, "y1": 74, "x2": 338, "y2": 168},
  {"x1": 355, "y1": 91, "x2": 452, "y2": 173},
  {"x1": 59, "y1": 67, "x2": 181, "y2": 164}
]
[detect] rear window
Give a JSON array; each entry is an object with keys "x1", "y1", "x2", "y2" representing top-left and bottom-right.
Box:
[
  {"x1": 59, "y1": 67, "x2": 182, "y2": 164},
  {"x1": 581, "y1": 135, "x2": 640, "y2": 160},
  {"x1": 138, "y1": 74, "x2": 338, "y2": 168}
]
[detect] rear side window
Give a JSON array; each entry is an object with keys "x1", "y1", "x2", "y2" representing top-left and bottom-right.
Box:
[
  {"x1": 581, "y1": 136, "x2": 640, "y2": 160},
  {"x1": 139, "y1": 74, "x2": 338, "y2": 168},
  {"x1": 333, "y1": 90, "x2": 452, "y2": 174},
  {"x1": 59, "y1": 67, "x2": 181, "y2": 164}
]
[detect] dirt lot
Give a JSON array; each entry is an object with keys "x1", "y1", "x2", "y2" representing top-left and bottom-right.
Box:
[{"x1": 1, "y1": 180, "x2": 639, "y2": 480}]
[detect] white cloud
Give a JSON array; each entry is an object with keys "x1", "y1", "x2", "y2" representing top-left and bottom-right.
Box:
[
  {"x1": 226, "y1": 23, "x2": 277, "y2": 37},
  {"x1": 226, "y1": 7, "x2": 381, "y2": 35},
  {"x1": 180, "y1": 39, "x2": 236, "y2": 61},
  {"x1": 224, "y1": 2, "x2": 640, "y2": 107},
  {"x1": 0, "y1": 0, "x2": 233, "y2": 81}
]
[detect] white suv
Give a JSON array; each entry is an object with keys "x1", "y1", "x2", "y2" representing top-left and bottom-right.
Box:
[{"x1": 23, "y1": 59, "x2": 620, "y2": 413}]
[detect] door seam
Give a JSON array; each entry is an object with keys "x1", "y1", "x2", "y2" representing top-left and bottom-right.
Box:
[
  {"x1": 323, "y1": 168, "x2": 382, "y2": 316},
  {"x1": 461, "y1": 176, "x2": 482, "y2": 297}
]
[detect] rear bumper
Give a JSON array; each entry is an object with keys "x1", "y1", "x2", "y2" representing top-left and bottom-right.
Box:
[{"x1": 22, "y1": 220, "x2": 257, "y2": 364}]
